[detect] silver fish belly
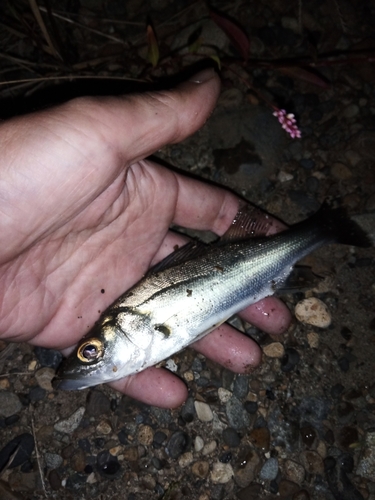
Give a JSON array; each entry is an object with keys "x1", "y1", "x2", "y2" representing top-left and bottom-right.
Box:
[{"x1": 54, "y1": 204, "x2": 372, "y2": 390}]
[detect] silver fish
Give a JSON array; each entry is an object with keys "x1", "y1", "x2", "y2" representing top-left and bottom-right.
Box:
[{"x1": 54, "y1": 204, "x2": 372, "y2": 390}]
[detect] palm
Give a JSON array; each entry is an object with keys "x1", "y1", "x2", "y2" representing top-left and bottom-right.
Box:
[{"x1": 0, "y1": 73, "x2": 291, "y2": 406}]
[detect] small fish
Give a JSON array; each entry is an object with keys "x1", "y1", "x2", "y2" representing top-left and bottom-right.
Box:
[{"x1": 54, "y1": 203, "x2": 372, "y2": 390}]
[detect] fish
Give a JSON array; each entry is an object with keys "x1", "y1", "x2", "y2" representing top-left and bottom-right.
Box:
[{"x1": 54, "y1": 203, "x2": 372, "y2": 390}]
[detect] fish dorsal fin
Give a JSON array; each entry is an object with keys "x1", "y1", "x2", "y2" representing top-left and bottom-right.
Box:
[
  {"x1": 148, "y1": 241, "x2": 208, "y2": 274},
  {"x1": 221, "y1": 202, "x2": 273, "y2": 242}
]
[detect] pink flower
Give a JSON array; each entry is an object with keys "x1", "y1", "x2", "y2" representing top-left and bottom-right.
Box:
[{"x1": 273, "y1": 108, "x2": 301, "y2": 139}]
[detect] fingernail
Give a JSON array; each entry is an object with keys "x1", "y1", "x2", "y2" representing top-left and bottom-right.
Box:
[{"x1": 189, "y1": 67, "x2": 215, "y2": 84}]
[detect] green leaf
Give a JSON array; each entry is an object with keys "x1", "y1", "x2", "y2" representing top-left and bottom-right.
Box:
[{"x1": 147, "y1": 24, "x2": 159, "y2": 67}]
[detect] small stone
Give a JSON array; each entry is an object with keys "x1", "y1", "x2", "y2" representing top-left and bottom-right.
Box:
[
  {"x1": 165, "y1": 358, "x2": 178, "y2": 372},
  {"x1": 137, "y1": 425, "x2": 154, "y2": 445},
  {"x1": 44, "y1": 452, "x2": 63, "y2": 469},
  {"x1": 331, "y1": 162, "x2": 352, "y2": 180},
  {"x1": 281, "y1": 348, "x2": 301, "y2": 372},
  {"x1": 122, "y1": 447, "x2": 138, "y2": 461},
  {"x1": 236, "y1": 483, "x2": 263, "y2": 500},
  {"x1": 306, "y1": 332, "x2": 319, "y2": 348},
  {"x1": 0, "y1": 378, "x2": 10, "y2": 390},
  {"x1": 86, "y1": 390, "x2": 111, "y2": 416},
  {"x1": 109, "y1": 446, "x2": 123, "y2": 457},
  {"x1": 96, "y1": 420, "x2": 112, "y2": 435},
  {"x1": 54, "y1": 407, "x2": 85, "y2": 434},
  {"x1": 249, "y1": 427, "x2": 270, "y2": 451},
  {"x1": 295, "y1": 298, "x2": 331, "y2": 328},
  {"x1": 194, "y1": 436, "x2": 204, "y2": 453},
  {"x1": 278, "y1": 170, "x2": 294, "y2": 182},
  {"x1": 202, "y1": 440, "x2": 217, "y2": 456},
  {"x1": 192, "y1": 460, "x2": 209, "y2": 478},
  {"x1": 48, "y1": 469, "x2": 61, "y2": 491},
  {"x1": 178, "y1": 451, "x2": 193, "y2": 468},
  {"x1": 300, "y1": 450, "x2": 324, "y2": 475},
  {"x1": 28, "y1": 360, "x2": 38, "y2": 371},
  {"x1": 166, "y1": 431, "x2": 189, "y2": 459},
  {"x1": 34, "y1": 347, "x2": 62, "y2": 369},
  {"x1": 210, "y1": 462, "x2": 233, "y2": 484},
  {"x1": 0, "y1": 392, "x2": 22, "y2": 418},
  {"x1": 263, "y1": 342, "x2": 285, "y2": 358},
  {"x1": 183, "y1": 370, "x2": 194, "y2": 382},
  {"x1": 218, "y1": 387, "x2": 232, "y2": 403},
  {"x1": 70, "y1": 448, "x2": 86, "y2": 472},
  {"x1": 283, "y1": 459, "x2": 305, "y2": 484},
  {"x1": 356, "y1": 431, "x2": 375, "y2": 480},
  {"x1": 278, "y1": 480, "x2": 300, "y2": 497},
  {"x1": 226, "y1": 396, "x2": 250, "y2": 430},
  {"x1": 222, "y1": 428, "x2": 241, "y2": 448},
  {"x1": 194, "y1": 401, "x2": 213, "y2": 422},
  {"x1": 259, "y1": 457, "x2": 278, "y2": 480},
  {"x1": 141, "y1": 474, "x2": 156, "y2": 490},
  {"x1": 234, "y1": 450, "x2": 260, "y2": 488},
  {"x1": 34, "y1": 367, "x2": 55, "y2": 391},
  {"x1": 233, "y1": 376, "x2": 248, "y2": 399},
  {"x1": 342, "y1": 104, "x2": 359, "y2": 118}
]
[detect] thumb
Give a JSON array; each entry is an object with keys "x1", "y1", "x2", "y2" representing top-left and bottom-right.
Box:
[{"x1": 70, "y1": 68, "x2": 221, "y2": 164}]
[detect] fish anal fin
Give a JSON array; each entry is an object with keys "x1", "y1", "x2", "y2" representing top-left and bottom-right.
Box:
[{"x1": 221, "y1": 202, "x2": 275, "y2": 242}]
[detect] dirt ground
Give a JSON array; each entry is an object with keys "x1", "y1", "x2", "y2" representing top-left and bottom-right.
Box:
[{"x1": 0, "y1": 1, "x2": 375, "y2": 499}]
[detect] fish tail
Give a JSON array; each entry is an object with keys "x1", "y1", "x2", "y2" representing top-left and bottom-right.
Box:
[{"x1": 297, "y1": 203, "x2": 373, "y2": 248}]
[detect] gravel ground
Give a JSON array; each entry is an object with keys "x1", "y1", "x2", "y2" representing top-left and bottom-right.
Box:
[{"x1": 0, "y1": 1, "x2": 375, "y2": 499}]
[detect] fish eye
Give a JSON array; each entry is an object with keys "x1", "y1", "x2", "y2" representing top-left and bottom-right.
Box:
[{"x1": 77, "y1": 338, "x2": 104, "y2": 363}]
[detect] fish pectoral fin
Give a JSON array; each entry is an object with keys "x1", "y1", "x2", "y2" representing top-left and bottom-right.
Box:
[{"x1": 147, "y1": 241, "x2": 208, "y2": 275}]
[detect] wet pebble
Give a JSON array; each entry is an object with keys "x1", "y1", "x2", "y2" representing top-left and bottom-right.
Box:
[
  {"x1": 54, "y1": 406, "x2": 85, "y2": 434},
  {"x1": 280, "y1": 347, "x2": 301, "y2": 372},
  {"x1": 356, "y1": 430, "x2": 375, "y2": 480},
  {"x1": 122, "y1": 446, "x2": 138, "y2": 462},
  {"x1": 192, "y1": 460, "x2": 209, "y2": 478},
  {"x1": 233, "y1": 375, "x2": 248, "y2": 399},
  {"x1": 194, "y1": 436, "x2": 204, "y2": 453},
  {"x1": 86, "y1": 390, "x2": 111, "y2": 416},
  {"x1": 259, "y1": 457, "x2": 278, "y2": 480},
  {"x1": 300, "y1": 450, "x2": 324, "y2": 475},
  {"x1": 283, "y1": 459, "x2": 305, "y2": 484},
  {"x1": 202, "y1": 440, "x2": 217, "y2": 456},
  {"x1": 137, "y1": 424, "x2": 154, "y2": 445},
  {"x1": 331, "y1": 162, "x2": 352, "y2": 180},
  {"x1": 181, "y1": 397, "x2": 195, "y2": 423},
  {"x1": 153, "y1": 430, "x2": 167, "y2": 448},
  {"x1": 28, "y1": 386, "x2": 46, "y2": 402},
  {"x1": 178, "y1": 451, "x2": 193, "y2": 468},
  {"x1": 278, "y1": 480, "x2": 300, "y2": 497},
  {"x1": 222, "y1": 427, "x2": 241, "y2": 448},
  {"x1": 34, "y1": 367, "x2": 55, "y2": 391},
  {"x1": 295, "y1": 298, "x2": 332, "y2": 328},
  {"x1": 96, "y1": 420, "x2": 112, "y2": 435},
  {"x1": 249, "y1": 427, "x2": 270, "y2": 451},
  {"x1": 0, "y1": 392, "x2": 22, "y2": 418},
  {"x1": 263, "y1": 342, "x2": 285, "y2": 358},
  {"x1": 226, "y1": 396, "x2": 250, "y2": 430},
  {"x1": 236, "y1": 483, "x2": 262, "y2": 500},
  {"x1": 300, "y1": 158, "x2": 315, "y2": 169},
  {"x1": 96, "y1": 450, "x2": 121, "y2": 478},
  {"x1": 71, "y1": 448, "x2": 86, "y2": 472},
  {"x1": 34, "y1": 347, "x2": 62, "y2": 369},
  {"x1": 210, "y1": 462, "x2": 233, "y2": 484},
  {"x1": 234, "y1": 449, "x2": 260, "y2": 488},
  {"x1": 194, "y1": 401, "x2": 213, "y2": 422},
  {"x1": 44, "y1": 452, "x2": 63, "y2": 469},
  {"x1": 218, "y1": 387, "x2": 232, "y2": 403},
  {"x1": 166, "y1": 431, "x2": 189, "y2": 459}
]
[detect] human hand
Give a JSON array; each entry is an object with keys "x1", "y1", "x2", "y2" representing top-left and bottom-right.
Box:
[{"x1": 0, "y1": 68, "x2": 291, "y2": 407}]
